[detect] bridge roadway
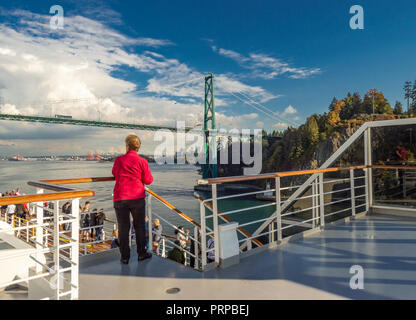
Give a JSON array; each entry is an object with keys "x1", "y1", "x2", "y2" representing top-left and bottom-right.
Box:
[
  {"x1": 0, "y1": 113, "x2": 282, "y2": 141},
  {"x1": 0, "y1": 113, "x2": 185, "y2": 132},
  {"x1": 78, "y1": 213, "x2": 416, "y2": 300}
]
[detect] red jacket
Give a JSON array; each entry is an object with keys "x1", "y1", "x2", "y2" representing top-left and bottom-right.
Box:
[{"x1": 112, "y1": 151, "x2": 153, "y2": 201}]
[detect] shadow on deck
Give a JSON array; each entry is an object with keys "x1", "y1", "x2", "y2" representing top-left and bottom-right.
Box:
[{"x1": 78, "y1": 213, "x2": 416, "y2": 300}]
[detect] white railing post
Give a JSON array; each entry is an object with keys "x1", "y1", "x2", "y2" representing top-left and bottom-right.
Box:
[
  {"x1": 212, "y1": 184, "x2": 219, "y2": 265},
  {"x1": 319, "y1": 173, "x2": 325, "y2": 227},
  {"x1": 70, "y1": 198, "x2": 80, "y2": 300},
  {"x1": 312, "y1": 178, "x2": 320, "y2": 228},
  {"x1": 194, "y1": 226, "x2": 199, "y2": 270},
  {"x1": 364, "y1": 127, "x2": 373, "y2": 211},
  {"x1": 147, "y1": 195, "x2": 153, "y2": 252},
  {"x1": 53, "y1": 200, "x2": 60, "y2": 300},
  {"x1": 200, "y1": 201, "x2": 207, "y2": 270},
  {"x1": 247, "y1": 237, "x2": 252, "y2": 250},
  {"x1": 35, "y1": 188, "x2": 44, "y2": 273},
  {"x1": 162, "y1": 238, "x2": 166, "y2": 258},
  {"x1": 275, "y1": 177, "x2": 282, "y2": 241},
  {"x1": 350, "y1": 169, "x2": 356, "y2": 217}
]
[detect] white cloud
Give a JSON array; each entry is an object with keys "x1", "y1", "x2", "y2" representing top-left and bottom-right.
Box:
[
  {"x1": 282, "y1": 105, "x2": 298, "y2": 116},
  {"x1": 273, "y1": 122, "x2": 289, "y2": 129},
  {"x1": 212, "y1": 46, "x2": 321, "y2": 80},
  {"x1": 0, "y1": 9, "x2": 281, "y2": 155}
]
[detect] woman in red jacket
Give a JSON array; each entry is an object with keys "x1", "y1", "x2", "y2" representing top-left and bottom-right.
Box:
[{"x1": 112, "y1": 134, "x2": 153, "y2": 264}]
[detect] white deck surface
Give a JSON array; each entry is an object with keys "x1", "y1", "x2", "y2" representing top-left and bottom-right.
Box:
[{"x1": 78, "y1": 214, "x2": 416, "y2": 300}]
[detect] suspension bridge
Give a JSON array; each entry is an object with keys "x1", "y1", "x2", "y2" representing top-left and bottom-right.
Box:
[{"x1": 0, "y1": 74, "x2": 293, "y2": 178}]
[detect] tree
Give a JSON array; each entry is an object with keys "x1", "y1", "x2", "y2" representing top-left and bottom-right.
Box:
[
  {"x1": 393, "y1": 101, "x2": 403, "y2": 115},
  {"x1": 404, "y1": 81, "x2": 412, "y2": 112},
  {"x1": 351, "y1": 92, "x2": 363, "y2": 115},
  {"x1": 362, "y1": 89, "x2": 392, "y2": 114},
  {"x1": 410, "y1": 81, "x2": 416, "y2": 114},
  {"x1": 329, "y1": 97, "x2": 338, "y2": 111},
  {"x1": 327, "y1": 110, "x2": 340, "y2": 126},
  {"x1": 340, "y1": 92, "x2": 354, "y2": 120},
  {"x1": 305, "y1": 115, "x2": 320, "y2": 145}
]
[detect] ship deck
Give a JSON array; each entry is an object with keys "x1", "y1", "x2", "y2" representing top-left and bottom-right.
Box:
[{"x1": 77, "y1": 213, "x2": 416, "y2": 300}]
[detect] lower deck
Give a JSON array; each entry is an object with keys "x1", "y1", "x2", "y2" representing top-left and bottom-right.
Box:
[{"x1": 78, "y1": 213, "x2": 416, "y2": 300}]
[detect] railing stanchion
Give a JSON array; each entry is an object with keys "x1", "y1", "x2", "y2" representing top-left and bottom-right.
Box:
[
  {"x1": 35, "y1": 188, "x2": 44, "y2": 273},
  {"x1": 147, "y1": 195, "x2": 153, "y2": 252},
  {"x1": 312, "y1": 179, "x2": 316, "y2": 229},
  {"x1": 364, "y1": 167, "x2": 370, "y2": 213},
  {"x1": 53, "y1": 200, "x2": 60, "y2": 300},
  {"x1": 162, "y1": 238, "x2": 166, "y2": 258},
  {"x1": 350, "y1": 169, "x2": 356, "y2": 217},
  {"x1": 364, "y1": 127, "x2": 372, "y2": 211},
  {"x1": 70, "y1": 198, "x2": 80, "y2": 299},
  {"x1": 212, "y1": 184, "x2": 219, "y2": 265},
  {"x1": 275, "y1": 177, "x2": 282, "y2": 241},
  {"x1": 194, "y1": 226, "x2": 199, "y2": 270},
  {"x1": 319, "y1": 173, "x2": 325, "y2": 227},
  {"x1": 200, "y1": 202, "x2": 207, "y2": 270}
]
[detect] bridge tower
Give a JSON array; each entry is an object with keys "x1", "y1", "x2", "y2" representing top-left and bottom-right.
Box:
[{"x1": 202, "y1": 73, "x2": 218, "y2": 179}]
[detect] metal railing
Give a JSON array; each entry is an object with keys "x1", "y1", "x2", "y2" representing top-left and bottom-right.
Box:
[
  {"x1": 0, "y1": 186, "x2": 92, "y2": 300},
  {"x1": 2, "y1": 116, "x2": 416, "y2": 285},
  {"x1": 146, "y1": 188, "x2": 202, "y2": 270},
  {"x1": 197, "y1": 165, "x2": 368, "y2": 267},
  {"x1": 7, "y1": 177, "x2": 207, "y2": 271}
]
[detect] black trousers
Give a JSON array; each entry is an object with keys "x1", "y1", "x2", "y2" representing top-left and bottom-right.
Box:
[{"x1": 114, "y1": 198, "x2": 147, "y2": 260}]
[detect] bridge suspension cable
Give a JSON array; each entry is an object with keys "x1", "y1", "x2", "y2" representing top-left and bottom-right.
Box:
[
  {"x1": 236, "y1": 91, "x2": 302, "y2": 127},
  {"x1": 226, "y1": 91, "x2": 300, "y2": 127}
]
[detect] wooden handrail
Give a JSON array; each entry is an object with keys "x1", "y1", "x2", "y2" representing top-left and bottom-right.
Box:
[
  {"x1": 40, "y1": 177, "x2": 115, "y2": 185},
  {"x1": 198, "y1": 165, "x2": 368, "y2": 185},
  {"x1": 20, "y1": 175, "x2": 202, "y2": 232},
  {"x1": 145, "y1": 187, "x2": 201, "y2": 229},
  {"x1": 0, "y1": 190, "x2": 94, "y2": 206},
  {"x1": 161, "y1": 233, "x2": 176, "y2": 240},
  {"x1": 369, "y1": 165, "x2": 416, "y2": 170}
]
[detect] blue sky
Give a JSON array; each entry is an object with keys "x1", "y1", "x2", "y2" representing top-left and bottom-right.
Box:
[{"x1": 0, "y1": 0, "x2": 415, "y2": 155}]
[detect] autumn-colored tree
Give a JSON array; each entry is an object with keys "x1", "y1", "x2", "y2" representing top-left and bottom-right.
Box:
[{"x1": 362, "y1": 90, "x2": 392, "y2": 114}]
